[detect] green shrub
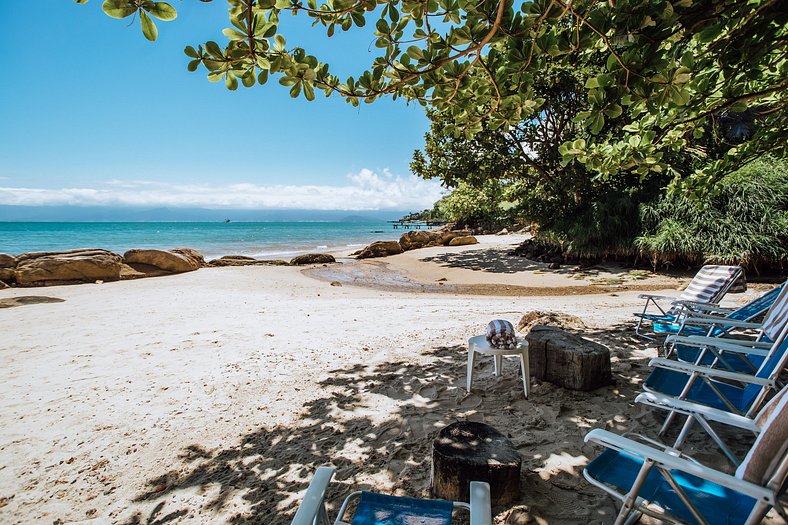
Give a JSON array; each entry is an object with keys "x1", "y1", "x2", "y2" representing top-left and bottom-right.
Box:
[{"x1": 636, "y1": 157, "x2": 788, "y2": 270}]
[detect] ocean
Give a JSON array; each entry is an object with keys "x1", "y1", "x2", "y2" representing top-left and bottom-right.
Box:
[{"x1": 0, "y1": 222, "x2": 406, "y2": 260}]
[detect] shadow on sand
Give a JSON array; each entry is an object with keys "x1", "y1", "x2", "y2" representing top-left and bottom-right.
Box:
[{"x1": 125, "y1": 324, "x2": 754, "y2": 524}]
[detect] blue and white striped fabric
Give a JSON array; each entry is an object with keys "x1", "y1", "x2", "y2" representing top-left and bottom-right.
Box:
[{"x1": 486, "y1": 319, "x2": 517, "y2": 349}]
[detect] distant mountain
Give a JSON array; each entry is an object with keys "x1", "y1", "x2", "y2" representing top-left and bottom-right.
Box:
[{"x1": 0, "y1": 206, "x2": 412, "y2": 222}]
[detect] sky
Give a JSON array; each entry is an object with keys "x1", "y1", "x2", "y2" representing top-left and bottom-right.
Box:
[{"x1": 0, "y1": 1, "x2": 444, "y2": 213}]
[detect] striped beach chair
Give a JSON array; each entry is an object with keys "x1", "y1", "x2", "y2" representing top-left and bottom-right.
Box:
[{"x1": 635, "y1": 265, "x2": 746, "y2": 340}]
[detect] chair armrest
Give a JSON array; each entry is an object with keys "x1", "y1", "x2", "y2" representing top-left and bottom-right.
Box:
[
  {"x1": 584, "y1": 429, "x2": 772, "y2": 501},
  {"x1": 469, "y1": 481, "x2": 492, "y2": 525},
  {"x1": 680, "y1": 317, "x2": 763, "y2": 330},
  {"x1": 666, "y1": 335, "x2": 771, "y2": 355},
  {"x1": 638, "y1": 294, "x2": 677, "y2": 302},
  {"x1": 648, "y1": 358, "x2": 774, "y2": 385},
  {"x1": 634, "y1": 392, "x2": 760, "y2": 432},
  {"x1": 291, "y1": 466, "x2": 335, "y2": 525},
  {"x1": 673, "y1": 300, "x2": 732, "y2": 313}
]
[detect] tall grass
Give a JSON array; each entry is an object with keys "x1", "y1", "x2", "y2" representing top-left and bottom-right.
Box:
[{"x1": 636, "y1": 157, "x2": 788, "y2": 271}]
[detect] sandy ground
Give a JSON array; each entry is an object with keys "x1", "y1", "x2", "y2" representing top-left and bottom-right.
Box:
[{"x1": 0, "y1": 235, "x2": 782, "y2": 524}]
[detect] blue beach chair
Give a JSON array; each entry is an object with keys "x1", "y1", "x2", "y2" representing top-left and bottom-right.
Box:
[
  {"x1": 664, "y1": 282, "x2": 786, "y2": 370},
  {"x1": 291, "y1": 466, "x2": 492, "y2": 525},
  {"x1": 583, "y1": 387, "x2": 788, "y2": 525},
  {"x1": 634, "y1": 265, "x2": 746, "y2": 340},
  {"x1": 635, "y1": 384, "x2": 788, "y2": 467},
  {"x1": 656, "y1": 282, "x2": 783, "y2": 341},
  {"x1": 641, "y1": 286, "x2": 788, "y2": 435}
]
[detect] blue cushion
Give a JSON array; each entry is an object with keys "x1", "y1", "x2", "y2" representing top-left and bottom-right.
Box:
[
  {"x1": 643, "y1": 367, "x2": 757, "y2": 412},
  {"x1": 350, "y1": 491, "x2": 454, "y2": 525},
  {"x1": 586, "y1": 449, "x2": 759, "y2": 524}
]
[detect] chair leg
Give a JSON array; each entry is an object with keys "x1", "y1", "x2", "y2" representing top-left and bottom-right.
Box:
[
  {"x1": 614, "y1": 459, "x2": 654, "y2": 525},
  {"x1": 467, "y1": 348, "x2": 475, "y2": 392},
  {"x1": 519, "y1": 353, "x2": 529, "y2": 398},
  {"x1": 493, "y1": 355, "x2": 502, "y2": 376}
]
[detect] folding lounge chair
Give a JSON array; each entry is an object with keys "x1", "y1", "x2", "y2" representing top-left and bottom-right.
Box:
[
  {"x1": 641, "y1": 286, "x2": 788, "y2": 435},
  {"x1": 636, "y1": 384, "x2": 788, "y2": 467},
  {"x1": 583, "y1": 388, "x2": 788, "y2": 525},
  {"x1": 664, "y1": 282, "x2": 786, "y2": 369},
  {"x1": 657, "y1": 282, "x2": 783, "y2": 342},
  {"x1": 291, "y1": 466, "x2": 493, "y2": 525},
  {"x1": 634, "y1": 264, "x2": 746, "y2": 341}
]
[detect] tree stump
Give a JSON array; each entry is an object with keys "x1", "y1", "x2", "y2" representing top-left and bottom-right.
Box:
[
  {"x1": 431, "y1": 421, "x2": 521, "y2": 505},
  {"x1": 525, "y1": 325, "x2": 612, "y2": 391}
]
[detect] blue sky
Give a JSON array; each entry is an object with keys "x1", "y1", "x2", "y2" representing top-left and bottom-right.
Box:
[{"x1": 0, "y1": 1, "x2": 443, "y2": 212}]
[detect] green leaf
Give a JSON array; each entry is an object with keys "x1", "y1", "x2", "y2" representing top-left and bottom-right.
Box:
[
  {"x1": 290, "y1": 82, "x2": 302, "y2": 98},
  {"x1": 139, "y1": 11, "x2": 158, "y2": 41},
  {"x1": 223, "y1": 28, "x2": 247, "y2": 40},
  {"x1": 184, "y1": 46, "x2": 199, "y2": 58},
  {"x1": 603, "y1": 104, "x2": 622, "y2": 118},
  {"x1": 205, "y1": 41, "x2": 223, "y2": 57},
  {"x1": 257, "y1": 70, "x2": 269, "y2": 85},
  {"x1": 102, "y1": 0, "x2": 137, "y2": 18},
  {"x1": 187, "y1": 59, "x2": 200, "y2": 72},
  {"x1": 274, "y1": 34, "x2": 286, "y2": 51},
  {"x1": 242, "y1": 71, "x2": 255, "y2": 87},
  {"x1": 303, "y1": 82, "x2": 315, "y2": 101},
  {"x1": 145, "y1": 2, "x2": 176, "y2": 21},
  {"x1": 225, "y1": 72, "x2": 238, "y2": 90}
]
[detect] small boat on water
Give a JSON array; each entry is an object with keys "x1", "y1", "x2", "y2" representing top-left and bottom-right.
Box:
[{"x1": 223, "y1": 219, "x2": 231, "y2": 223}]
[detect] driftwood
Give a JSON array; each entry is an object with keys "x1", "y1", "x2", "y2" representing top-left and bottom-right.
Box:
[
  {"x1": 431, "y1": 421, "x2": 521, "y2": 505},
  {"x1": 525, "y1": 325, "x2": 612, "y2": 391}
]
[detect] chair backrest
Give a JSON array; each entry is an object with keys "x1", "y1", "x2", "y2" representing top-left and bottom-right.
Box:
[
  {"x1": 729, "y1": 283, "x2": 785, "y2": 322},
  {"x1": 761, "y1": 282, "x2": 788, "y2": 342},
  {"x1": 736, "y1": 384, "x2": 788, "y2": 486},
  {"x1": 678, "y1": 265, "x2": 746, "y2": 305},
  {"x1": 740, "y1": 325, "x2": 788, "y2": 409}
]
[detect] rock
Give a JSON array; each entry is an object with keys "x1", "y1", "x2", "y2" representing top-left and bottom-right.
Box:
[
  {"x1": 0, "y1": 254, "x2": 17, "y2": 268},
  {"x1": 170, "y1": 247, "x2": 205, "y2": 268},
  {"x1": 517, "y1": 310, "x2": 586, "y2": 334},
  {"x1": 207, "y1": 256, "x2": 290, "y2": 267},
  {"x1": 289, "y1": 253, "x2": 336, "y2": 265},
  {"x1": 123, "y1": 249, "x2": 200, "y2": 274},
  {"x1": 355, "y1": 240, "x2": 403, "y2": 259},
  {"x1": 399, "y1": 230, "x2": 442, "y2": 251},
  {"x1": 548, "y1": 262, "x2": 561, "y2": 269},
  {"x1": 440, "y1": 230, "x2": 472, "y2": 245},
  {"x1": 330, "y1": 281, "x2": 342, "y2": 287},
  {"x1": 525, "y1": 326, "x2": 612, "y2": 391},
  {"x1": 15, "y1": 249, "x2": 123, "y2": 286},
  {"x1": 496, "y1": 228, "x2": 509, "y2": 235},
  {"x1": 0, "y1": 280, "x2": 8, "y2": 289},
  {"x1": 0, "y1": 268, "x2": 15, "y2": 284},
  {"x1": 448, "y1": 235, "x2": 478, "y2": 246}
]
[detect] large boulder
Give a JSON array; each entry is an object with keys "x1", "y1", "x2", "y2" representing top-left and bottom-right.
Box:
[
  {"x1": 355, "y1": 240, "x2": 404, "y2": 259},
  {"x1": 399, "y1": 230, "x2": 442, "y2": 251},
  {"x1": 15, "y1": 249, "x2": 123, "y2": 286},
  {"x1": 290, "y1": 253, "x2": 336, "y2": 265},
  {"x1": 207, "y1": 256, "x2": 289, "y2": 267},
  {"x1": 0, "y1": 254, "x2": 16, "y2": 268},
  {"x1": 0, "y1": 268, "x2": 14, "y2": 284},
  {"x1": 448, "y1": 235, "x2": 478, "y2": 246},
  {"x1": 440, "y1": 230, "x2": 472, "y2": 245},
  {"x1": 123, "y1": 249, "x2": 201, "y2": 274},
  {"x1": 170, "y1": 247, "x2": 205, "y2": 268}
]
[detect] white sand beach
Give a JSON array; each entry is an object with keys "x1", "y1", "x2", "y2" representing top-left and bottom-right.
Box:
[{"x1": 0, "y1": 235, "x2": 779, "y2": 524}]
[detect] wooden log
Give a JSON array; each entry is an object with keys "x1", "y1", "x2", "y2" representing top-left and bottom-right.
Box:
[
  {"x1": 525, "y1": 325, "x2": 612, "y2": 391},
  {"x1": 431, "y1": 421, "x2": 521, "y2": 505}
]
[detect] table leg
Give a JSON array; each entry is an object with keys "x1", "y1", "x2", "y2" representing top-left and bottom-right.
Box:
[
  {"x1": 519, "y1": 351, "x2": 530, "y2": 398},
  {"x1": 466, "y1": 348, "x2": 475, "y2": 392}
]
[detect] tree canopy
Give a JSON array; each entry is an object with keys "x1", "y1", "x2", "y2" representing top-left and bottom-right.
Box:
[{"x1": 82, "y1": 0, "x2": 786, "y2": 194}]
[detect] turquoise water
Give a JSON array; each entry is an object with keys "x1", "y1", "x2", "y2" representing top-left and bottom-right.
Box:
[{"x1": 0, "y1": 222, "x2": 402, "y2": 260}]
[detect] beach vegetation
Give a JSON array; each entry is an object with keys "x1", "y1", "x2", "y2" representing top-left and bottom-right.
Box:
[
  {"x1": 81, "y1": 0, "x2": 787, "y2": 198},
  {"x1": 636, "y1": 157, "x2": 788, "y2": 271}
]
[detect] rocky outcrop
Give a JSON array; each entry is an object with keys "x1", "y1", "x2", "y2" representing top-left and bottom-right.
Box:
[
  {"x1": 517, "y1": 310, "x2": 586, "y2": 334},
  {"x1": 290, "y1": 253, "x2": 336, "y2": 265},
  {"x1": 208, "y1": 256, "x2": 289, "y2": 267},
  {"x1": 170, "y1": 248, "x2": 205, "y2": 268},
  {"x1": 14, "y1": 249, "x2": 123, "y2": 286},
  {"x1": 123, "y1": 249, "x2": 202, "y2": 274},
  {"x1": 0, "y1": 254, "x2": 16, "y2": 268},
  {"x1": 355, "y1": 240, "x2": 404, "y2": 259},
  {"x1": 448, "y1": 235, "x2": 478, "y2": 246},
  {"x1": 439, "y1": 230, "x2": 472, "y2": 245},
  {"x1": 399, "y1": 230, "x2": 442, "y2": 251}
]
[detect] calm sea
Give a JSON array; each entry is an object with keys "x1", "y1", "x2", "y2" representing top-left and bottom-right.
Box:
[{"x1": 0, "y1": 222, "x2": 403, "y2": 260}]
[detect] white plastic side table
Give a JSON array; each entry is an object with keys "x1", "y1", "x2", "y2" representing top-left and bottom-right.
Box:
[{"x1": 467, "y1": 335, "x2": 530, "y2": 398}]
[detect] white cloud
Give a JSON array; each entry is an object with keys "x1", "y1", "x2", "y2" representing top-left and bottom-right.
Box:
[{"x1": 0, "y1": 169, "x2": 446, "y2": 211}]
